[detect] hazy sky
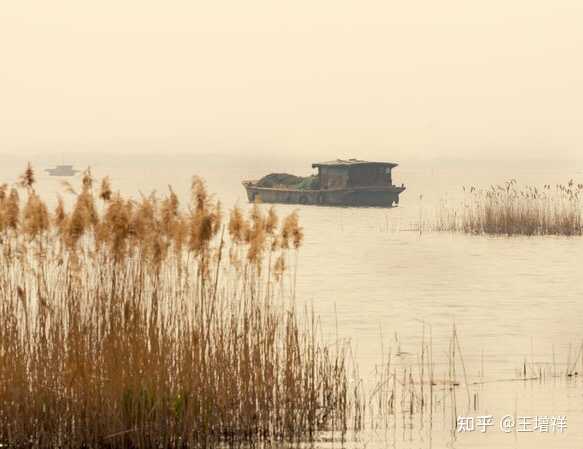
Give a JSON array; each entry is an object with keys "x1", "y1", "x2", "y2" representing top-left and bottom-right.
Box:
[{"x1": 2, "y1": 0, "x2": 583, "y2": 160}]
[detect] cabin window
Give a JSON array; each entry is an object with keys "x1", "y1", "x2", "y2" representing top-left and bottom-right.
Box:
[
  {"x1": 349, "y1": 166, "x2": 388, "y2": 187},
  {"x1": 320, "y1": 167, "x2": 349, "y2": 189}
]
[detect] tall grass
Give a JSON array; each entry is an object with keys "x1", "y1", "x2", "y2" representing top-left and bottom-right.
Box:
[
  {"x1": 436, "y1": 179, "x2": 583, "y2": 236},
  {"x1": 0, "y1": 165, "x2": 360, "y2": 448}
]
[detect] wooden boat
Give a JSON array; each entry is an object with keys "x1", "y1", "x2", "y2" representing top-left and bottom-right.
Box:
[{"x1": 243, "y1": 159, "x2": 405, "y2": 207}]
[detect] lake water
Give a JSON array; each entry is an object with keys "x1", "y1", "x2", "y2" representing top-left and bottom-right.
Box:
[{"x1": 2, "y1": 152, "x2": 582, "y2": 448}]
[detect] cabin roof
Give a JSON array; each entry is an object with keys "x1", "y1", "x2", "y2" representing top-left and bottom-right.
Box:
[{"x1": 312, "y1": 158, "x2": 398, "y2": 169}]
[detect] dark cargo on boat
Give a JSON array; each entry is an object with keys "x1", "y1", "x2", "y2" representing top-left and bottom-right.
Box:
[{"x1": 243, "y1": 159, "x2": 405, "y2": 207}]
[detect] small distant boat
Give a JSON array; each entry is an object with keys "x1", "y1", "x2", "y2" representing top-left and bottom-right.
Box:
[
  {"x1": 243, "y1": 159, "x2": 406, "y2": 207},
  {"x1": 45, "y1": 165, "x2": 79, "y2": 177}
]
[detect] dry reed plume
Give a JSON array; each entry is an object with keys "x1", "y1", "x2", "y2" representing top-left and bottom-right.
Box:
[
  {"x1": 0, "y1": 165, "x2": 360, "y2": 449},
  {"x1": 436, "y1": 179, "x2": 583, "y2": 236}
]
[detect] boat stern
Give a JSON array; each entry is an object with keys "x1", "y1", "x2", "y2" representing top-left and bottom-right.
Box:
[{"x1": 242, "y1": 180, "x2": 259, "y2": 202}]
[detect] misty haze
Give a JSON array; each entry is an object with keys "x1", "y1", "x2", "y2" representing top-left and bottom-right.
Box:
[{"x1": 1, "y1": 1, "x2": 583, "y2": 449}]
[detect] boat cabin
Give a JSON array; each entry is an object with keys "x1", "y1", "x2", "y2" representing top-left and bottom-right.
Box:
[{"x1": 311, "y1": 159, "x2": 398, "y2": 190}]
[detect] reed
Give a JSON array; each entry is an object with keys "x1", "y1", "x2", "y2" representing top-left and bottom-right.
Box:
[
  {"x1": 367, "y1": 324, "x2": 472, "y2": 442},
  {"x1": 436, "y1": 179, "x2": 583, "y2": 236},
  {"x1": 0, "y1": 165, "x2": 358, "y2": 448}
]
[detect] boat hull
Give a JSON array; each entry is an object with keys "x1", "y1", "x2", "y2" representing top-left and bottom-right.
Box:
[
  {"x1": 242, "y1": 182, "x2": 405, "y2": 207},
  {"x1": 45, "y1": 169, "x2": 78, "y2": 177}
]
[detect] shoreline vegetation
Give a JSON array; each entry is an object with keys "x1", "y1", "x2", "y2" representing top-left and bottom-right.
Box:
[
  {"x1": 0, "y1": 165, "x2": 361, "y2": 448},
  {"x1": 435, "y1": 179, "x2": 583, "y2": 236},
  {"x1": 1, "y1": 165, "x2": 581, "y2": 448}
]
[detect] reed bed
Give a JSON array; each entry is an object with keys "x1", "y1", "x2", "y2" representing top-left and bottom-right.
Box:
[
  {"x1": 436, "y1": 179, "x2": 583, "y2": 236},
  {"x1": 368, "y1": 326, "x2": 583, "y2": 440},
  {"x1": 0, "y1": 165, "x2": 360, "y2": 449}
]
